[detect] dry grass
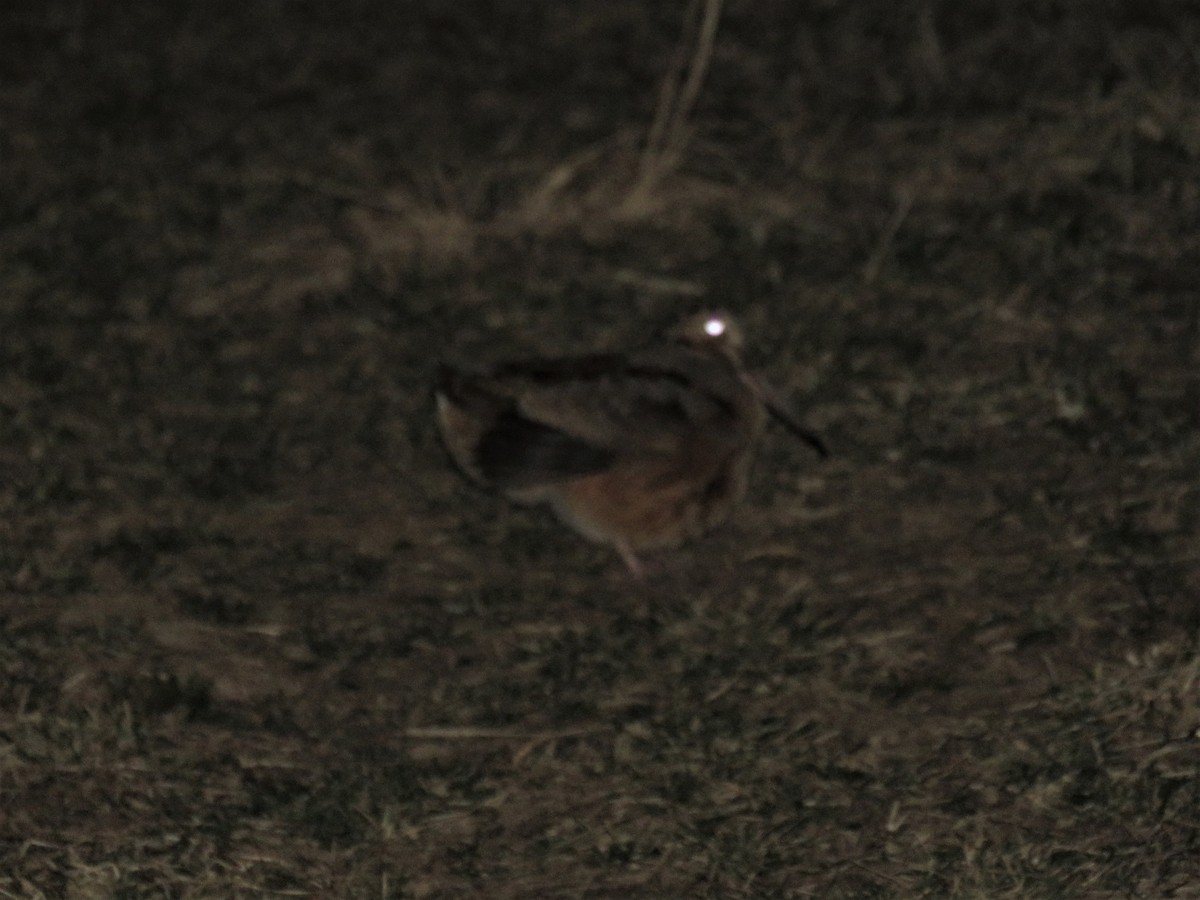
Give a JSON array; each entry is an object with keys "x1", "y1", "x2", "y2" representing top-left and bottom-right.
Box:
[{"x1": 1, "y1": 0, "x2": 1198, "y2": 897}]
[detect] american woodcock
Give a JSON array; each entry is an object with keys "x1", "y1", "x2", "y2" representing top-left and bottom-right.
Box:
[{"x1": 435, "y1": 311, "x2": 827, "y2": 574}]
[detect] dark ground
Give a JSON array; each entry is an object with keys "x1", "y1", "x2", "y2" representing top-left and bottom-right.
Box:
[{"x1": 2, "y1": 1, "x2": 1199, "y2": 897}]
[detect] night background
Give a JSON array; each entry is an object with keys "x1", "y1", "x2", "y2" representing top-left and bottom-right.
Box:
[{"x1": 2, "y1": 0, "x2": 1198, "y2": 896}]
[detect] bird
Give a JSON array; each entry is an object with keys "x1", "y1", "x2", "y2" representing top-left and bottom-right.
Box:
[{"x1": 434, "y1": 311, "x2": 827, "y2": 575}]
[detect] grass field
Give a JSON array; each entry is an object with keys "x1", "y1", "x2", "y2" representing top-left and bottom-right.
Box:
[{"x1": 1, "y1": 1, "x2": 1198, "y2": 896}]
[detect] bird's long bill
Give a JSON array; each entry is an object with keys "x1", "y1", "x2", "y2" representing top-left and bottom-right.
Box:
[{"x1": 745, "y1": 372, "x2": 829, "y2": 458}]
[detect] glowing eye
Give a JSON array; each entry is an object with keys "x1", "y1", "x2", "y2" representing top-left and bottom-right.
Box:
[{"x1": 704, "y1": 317, "x2": 726, "y2": 338}]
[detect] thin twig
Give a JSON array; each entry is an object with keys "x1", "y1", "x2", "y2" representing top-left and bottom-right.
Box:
[
  {"x1": 633, "y1": 0, "x2": 725, "y2": 196},
  {"x1": 663, "y1": 0, "x2": 724, "y2": 160},
  {"x1": 862, "y1": 188, "x2": 915, "y2": 284},
  {"x1": 404, "y1": 725, "x2": 599, "y2": 741}
]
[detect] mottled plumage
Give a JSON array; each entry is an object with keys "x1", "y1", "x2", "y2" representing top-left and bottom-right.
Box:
[{"x1": 435, "y1": 311, "x2": 825, "y2": 573}]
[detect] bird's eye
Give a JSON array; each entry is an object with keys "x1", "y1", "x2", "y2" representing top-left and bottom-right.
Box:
[{"x1": 704, "y1": 317, "x2": 726, "y2": 338}]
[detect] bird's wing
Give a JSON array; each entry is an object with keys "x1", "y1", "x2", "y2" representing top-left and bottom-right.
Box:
[{"x1": 439, "y1": 345, "x2": 759, "y2": 490}]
